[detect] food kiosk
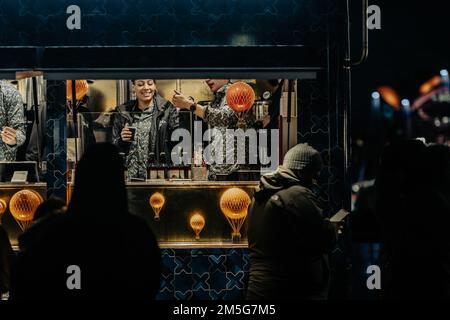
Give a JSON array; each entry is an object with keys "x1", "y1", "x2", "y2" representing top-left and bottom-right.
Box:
[{"x1": 0, "y1": 0, "x2": 353, "y2": 299}]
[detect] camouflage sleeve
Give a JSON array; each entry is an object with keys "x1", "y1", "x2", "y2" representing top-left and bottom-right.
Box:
[
  {"x1": 4, "y1": 86, "x2": 26, "y2": 148},
  {"x1": 203, "y1": 102, "x2": 238, "y2": 127}
]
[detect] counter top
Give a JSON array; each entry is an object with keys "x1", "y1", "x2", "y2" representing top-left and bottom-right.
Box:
[
  {"x1": 68, "y1": 180, "x2": 259, "y2": 187},
  {"x1": 159, "y1": 241, "x2": 249, "y2": 249},
  {"x1": 12, "y1": 241, "x2": 249, "y2": 251},
  {"x1": 0, "y1": 182, "x2": 47, "y2": 187}
]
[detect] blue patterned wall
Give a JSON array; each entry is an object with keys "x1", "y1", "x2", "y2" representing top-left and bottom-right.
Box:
[
  {"x1": 158, "y1": 248, "x2": 249, "y2": 300},
  {"x1": 0, "y1": 0, "x2": 333, "y2": 47},
  {"x1": 45, "y1": 80, "x2": 67, "y2": 199}
]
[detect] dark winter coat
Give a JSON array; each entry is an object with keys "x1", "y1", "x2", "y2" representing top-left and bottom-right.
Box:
[
  {"x1": 246, "y1": 166, "x2": 337, "y2": 300},
  {"x1": 112, "y1": 94, "x2": 179, "y2": 165}
]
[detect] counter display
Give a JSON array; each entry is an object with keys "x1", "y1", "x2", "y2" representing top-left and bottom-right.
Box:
[{"x1": 68, "y1": 181, "x2": 258, "y2": 246}]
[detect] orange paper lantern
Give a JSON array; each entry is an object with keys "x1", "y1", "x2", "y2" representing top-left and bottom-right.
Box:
[
  {"x1": 189, "y1": 213, "x2": 205, "y2": 240},
  {"x1": 149, "y1": 192, "x2": 165, "y2": 220},
  {"x1": 219, "y1": 187, "x2": 251, "y2": 240},
  {"x1": 226, "y1": 82, "x2": 255, "y2": 113},
  {"x1": 9, "y1": 189, "x2": 43, "y2": 230},
  {"x1": 66, "y1": 80, "x2": 89, "y2": 101},
  {"x1": 0, "y1": 199, "x2": 7, "y2": 223}
]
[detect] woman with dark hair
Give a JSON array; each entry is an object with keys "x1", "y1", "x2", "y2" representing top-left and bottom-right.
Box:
[
  {"x1": 11, "y1": 143, "x2": 161, "y2": 299},
  {"x1": 113, "y1": 79, "x2": 179, "y2": 180}
]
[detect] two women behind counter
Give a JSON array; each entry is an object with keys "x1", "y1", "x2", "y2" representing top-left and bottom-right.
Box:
[
  {"x1": 2, "y1": 78, "x2": 263, "y2": 182},
  {"x1": 113, "y1": 79, "x2": 256, "y2": 182}
]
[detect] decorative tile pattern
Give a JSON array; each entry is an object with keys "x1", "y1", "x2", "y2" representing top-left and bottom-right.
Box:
[
  {"x1": 157, "y1": 248, "x2": 249, "y2": 300},
  {"x1": 45, "y1": 80, "x2": 67, "y2": 199},
  {"x1": 0, "y1": 0, "x2": 332, "y2": 47}
]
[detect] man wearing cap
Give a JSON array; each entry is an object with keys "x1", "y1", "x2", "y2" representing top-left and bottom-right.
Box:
[
  {"x1": 246, "y1": 143, "x2": 339, "y2": 300},
  {"x1": 0, "y1": 80, "x2": 26, "y2": 161}
]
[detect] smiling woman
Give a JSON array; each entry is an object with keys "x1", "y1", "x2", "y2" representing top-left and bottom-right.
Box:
[{"x1": 112, "y1": 79, "x2": 180, "y2": 180}]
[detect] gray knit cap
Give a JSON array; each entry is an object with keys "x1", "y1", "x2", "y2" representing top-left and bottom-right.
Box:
[{"x1": 282, "y1": 143, "x2": 323, "y2": 172}]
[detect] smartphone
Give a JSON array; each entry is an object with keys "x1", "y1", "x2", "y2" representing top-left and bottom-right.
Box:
[
  {"x1": 330, "y1": 209, "x2": 350, "y2": 223},
  {"x1": 128, "y1": 126, "x2": 136, "y2": 141}
]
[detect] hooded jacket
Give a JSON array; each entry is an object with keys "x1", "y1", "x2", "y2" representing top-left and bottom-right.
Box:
[{"x1": 246, "y1": 166, "x2": 337, "y2": 300}]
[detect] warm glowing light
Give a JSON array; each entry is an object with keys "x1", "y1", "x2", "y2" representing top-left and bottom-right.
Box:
[
  {"x1": 226, "y1": 82, "x2": 255, "y2": 129},
  {"x1": 189, "y1": 213, "x2": 205, "y2": 240},
  {"x1": 219, "y1": 188, "x2": 251, "y2": 240},
  {"x1": 0, "y1": 199, "x2": 7, "y2": 224},
  {"x1": 9, "y1": 190, "x2": 43, "y2": 230},
  {"x1": 66, "y1": 80, "x2": 89, "y2": 101},
  {"x1": 226, "y1": 82, "x2": 255, "y2": 113},
  {"x1": 419, "y1": 76, "x2": 441, "y2": 95},
  {"x1": 377, "y1": 86, "x2": 400, "y2": 109},
  {"x1": 149, "y1": 192, "x2": 165, "y2": 220}
]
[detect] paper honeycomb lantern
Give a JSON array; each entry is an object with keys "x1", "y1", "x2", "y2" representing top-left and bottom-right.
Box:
[
  {"x1": 219, "y1": 188, "x2": 251, "y2": 240},
  {"x1": 0, "y1": 199, "x2": 7, "y2": 223},
  {"x1": 220, "y1": 187, "x2": 251, "y2": 220},
  {"x1": 9, "y1": 189, "x2": 43, "y2": 230},
  {"x1": 67, "y1": 80, "x2": 89, "y2": 101},
  {"x1": 149, "y1": 192, "x2": 165, "y2": 220},
  {"x1": 189, "y1": 213, "x2": 205, "y2": 240},
  {"x1": 226, "y1": 82, "x2": 255, "y2": 113}
]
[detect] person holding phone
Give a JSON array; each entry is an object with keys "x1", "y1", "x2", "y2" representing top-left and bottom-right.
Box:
[
  {"x1": 0, "y1": 80, "x2": 26, "y2": 161},
  {"x1": 246, "y1": 143, "x2": 343, "y2": 300},
  {"x1": 112, "y1": 79, "x2": 179, "y2": 180}
]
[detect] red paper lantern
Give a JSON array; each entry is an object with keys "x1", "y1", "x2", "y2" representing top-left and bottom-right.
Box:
[{"x1": 226, "y1": 82, "x2": 255, "y2": 113}]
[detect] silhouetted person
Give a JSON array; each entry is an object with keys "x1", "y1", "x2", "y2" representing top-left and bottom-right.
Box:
[
  {"x1": 18, "y1": 197, "x2": 66, "y2": 252},
  {"x1": 0, "y1": 225, "x2": 13, "y2": 297},
  {"x1": 376, "y1": 140, "x2": 450, "y2": 299},
  {"x1": 246, "y1": 143, "x2": 340, "y2": 300},
  {"x1": 11, "y1": 143, "x2": 161, "y2": 299}
]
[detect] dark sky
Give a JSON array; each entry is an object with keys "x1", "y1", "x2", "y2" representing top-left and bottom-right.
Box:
[{"x1": 350, "y1": 0, "x2": 450, "y2": 137}]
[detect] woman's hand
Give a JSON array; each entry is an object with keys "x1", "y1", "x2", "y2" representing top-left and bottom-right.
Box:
[
  {"x1": 1, "y1": 127, "x2": 17, "y2": 146},
  {"x1": 121, "y1": 124, "x2": 133, "y2": 142},
  {"x1": 172, "y1": 90, "x2": 194, "y2": 109}
]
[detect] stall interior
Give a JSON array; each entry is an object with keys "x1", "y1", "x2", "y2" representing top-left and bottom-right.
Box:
[{"x1": 66, "y1": 79, "x2": 298, "y2": 245}]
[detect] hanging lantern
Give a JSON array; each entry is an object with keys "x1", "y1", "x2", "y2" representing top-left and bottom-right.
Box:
[
  {"x1": 189, "y1": 212, "x2": 205, "y2": 240},
  {"x1": 226, "y1": 82, "x2": 255, "y2": 129},
  {"x1": 0, "y1": 199, "x2": 7, "y2": 224},
  {"x1": 9, "y1": 189, "x2": 43, "y2": 231},
  {"x1": 149, "y1": 192, "x2": 165, "y2": 221},
  {"x1": 219, "y1": 187, "x2": 251, "y2": 241},
  {"x1": 66, "y1": 80, "x2": 89, "y2": 101}
]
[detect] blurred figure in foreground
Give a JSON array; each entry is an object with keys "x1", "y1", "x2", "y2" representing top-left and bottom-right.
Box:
[
  {"x1": 11, "y1": 143, "x2": 161, "y2": 299},
  {"x1": 376, "y1": 140, "x2": 450, "y2": 299}
]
